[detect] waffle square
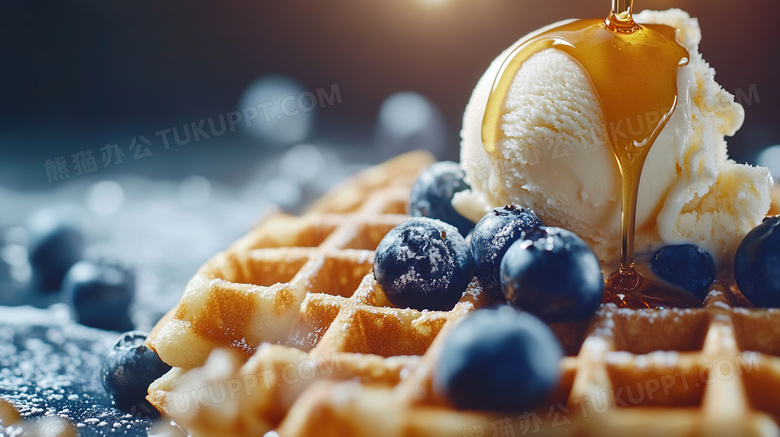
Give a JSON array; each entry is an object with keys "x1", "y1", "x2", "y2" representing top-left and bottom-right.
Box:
[{"x1": 147, "y1": 152, "x2": 780, "y2": 437}]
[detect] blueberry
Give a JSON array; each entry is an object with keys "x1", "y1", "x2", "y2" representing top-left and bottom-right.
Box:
[
  {"x1": 434, "y1": 306, "x2": 562, "y2": 412},
  {"x1": 409, "y1": 161, "x2": 475, "y2": 236},
  {"x1": 501, "y1": 227, "x2": 603, "y2": 322},
  {"x1": 650, "y1": 244, "x2": 715, "y2": 301},
  {"x1": 374, "y1": 217, "x2": 473, "y2": 311},
  {"x1": 27, "y1": 210, "x2": 84, "y2": 291},
  {"x1": 735, "y1": 216, "x2": 780, "y2": 307},
  {"x1": 101, "y1": 331, "x2": 171, "y2": 408},
  {"x1": 471, "y1": 205, "x2": 544, "y2": 299},
  {"x1": 63, "y1": 259, "x2": 135, "y2": 331}
]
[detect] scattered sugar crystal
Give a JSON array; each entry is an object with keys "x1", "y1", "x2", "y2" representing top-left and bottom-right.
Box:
[
  {"x1": 652, "y1": 351, "x2": 679, "y2": 367},
  {"x1": 605, "y1": 351, "x2": 633, "y2": 364}
]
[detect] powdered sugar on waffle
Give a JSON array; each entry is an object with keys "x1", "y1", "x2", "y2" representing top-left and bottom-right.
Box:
[{"x1": 144, "y1": 152, "x2": 780, "y2": 436}]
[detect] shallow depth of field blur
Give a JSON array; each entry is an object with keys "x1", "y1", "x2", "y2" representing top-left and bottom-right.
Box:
[
  {"x1": 0, "y1": 2, "x2": 779, "y2": 432},
  {"x1": 3, "y1": 0, "x2": 780, "y2": 190},
  {"x1": 1, "y1": 0, "x2": 780, "y2": 310}
]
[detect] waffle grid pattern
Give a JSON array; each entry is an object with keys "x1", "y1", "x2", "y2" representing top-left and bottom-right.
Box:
[{"x1": 147, "y1": 152, "x2": 780, "y2": 437}]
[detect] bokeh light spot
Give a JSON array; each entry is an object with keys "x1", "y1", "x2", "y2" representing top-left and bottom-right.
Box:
[
  {"x1": 238, "y1": 75, "x2": 313, "y2": 146},
  {"x1": 757, "y1": 145, "x2": 780, "y2": 180},
  {"x1": 87, "y1": 181, "x2": 125, "y2": 216},
  {"x1": 178, "y1": 176, "x2": 212, "y2": 207}
]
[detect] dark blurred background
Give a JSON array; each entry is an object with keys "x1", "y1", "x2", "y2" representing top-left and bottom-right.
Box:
[
  {"x1": 0, "y1": 3, "x2": 778, "y2": 431},
  {"x1": 1, "y1": 0, "x2": 779, "y2": 191}
]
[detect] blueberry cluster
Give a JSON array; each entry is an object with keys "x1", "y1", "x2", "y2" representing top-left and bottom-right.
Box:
[
  {"x1": 644, "y1": 217, "x2": 780, "y2": 308},
  {"x1": 382, "y1": 161, "x2": 780, "y2": 415},
  {"x1": 23, "y1": 210, "x2": 136, "y2": 332},
  {"x1": 373, "y1": 162, "x2": 606, "y2": 414},
  {"x1": 7, "y1": 209, "x2": 169, "y2": 411},
  {"x1": 377, "y1": 162, "x2": 604, "y2": 321}
]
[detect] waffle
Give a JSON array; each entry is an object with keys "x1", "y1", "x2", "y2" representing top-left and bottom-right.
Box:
[
  {"x1": 147, "y1": 151, "x2": 780, "y2": 437},
  {"x1": 0, "y1": 398, "x2": 77, "y2": 437}
]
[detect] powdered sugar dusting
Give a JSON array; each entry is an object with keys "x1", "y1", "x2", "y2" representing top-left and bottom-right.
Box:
[{"x1": 0, "y1": 305, "x2": 158, "y2": 435}]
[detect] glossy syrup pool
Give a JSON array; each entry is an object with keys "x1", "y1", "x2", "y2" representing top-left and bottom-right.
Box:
[{"x1": 603, "y1": 269, "x2": 702, "y2": 309}]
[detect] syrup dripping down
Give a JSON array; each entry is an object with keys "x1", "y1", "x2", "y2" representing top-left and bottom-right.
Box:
[{"x1": 482, "y1": 1, "x2": 699, "y2": 308}]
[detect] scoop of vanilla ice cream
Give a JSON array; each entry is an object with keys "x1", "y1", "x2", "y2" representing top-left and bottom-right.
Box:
[{"x1": 454, "y1": 8, "x2": 773, "y2": 266}]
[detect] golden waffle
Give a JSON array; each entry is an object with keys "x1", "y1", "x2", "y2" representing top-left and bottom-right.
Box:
[
  {"x1": 147, "y1": 152, "x2": 780, "y2": 436},
  {"x1": 148, "y1": 151, "x2": 436, "y2": 370}
]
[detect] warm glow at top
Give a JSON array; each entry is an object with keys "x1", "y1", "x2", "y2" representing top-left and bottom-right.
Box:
[{"x1": 418, "y1": 0, "x2": 449, "y2": 7}]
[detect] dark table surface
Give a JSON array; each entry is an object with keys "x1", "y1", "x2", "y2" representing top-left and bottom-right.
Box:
[{"x1": 0, "y1": 144, "x2": 374, "y2": 436}]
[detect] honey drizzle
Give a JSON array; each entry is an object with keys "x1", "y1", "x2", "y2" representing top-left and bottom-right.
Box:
[
  {"x1": 482, "y1": 2, "x2": 699, "y2": 308},
  {"x1": 605, "y1": 0, "x2": 639, "y2": 33}
]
